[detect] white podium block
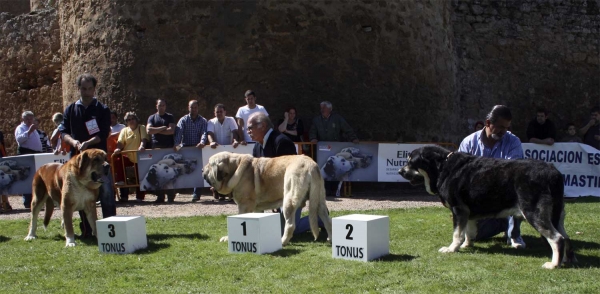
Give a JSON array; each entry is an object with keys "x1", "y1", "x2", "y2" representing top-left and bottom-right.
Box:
[
  {"x1": 332, "y1": 214, "x2": 389, "y2": 261},
  {"x1": 227, "y1": 213, "x2": 282, "y2": 254},
  {"x1": 96, "y1": 216, "x2": 148, "y2": 254}
]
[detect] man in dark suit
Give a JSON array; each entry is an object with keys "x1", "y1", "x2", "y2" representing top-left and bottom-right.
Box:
[
  {"x1": 247, "y1": 112, "x2": 297, "y2": 157},
  {"x1": 247, "y1": 112, "x2": 326, "y2": 236}
]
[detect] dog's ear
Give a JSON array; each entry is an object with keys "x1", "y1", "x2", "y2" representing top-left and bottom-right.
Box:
[
  {"x1": 78, "y1": 151, "x2": 91, "y2": 173},
  {"x1": 226, "y1": 154, "x2": 251, "y2": 189},
  {"x1": 217, "y1": 169, "x2": 224, "y2": 181}
]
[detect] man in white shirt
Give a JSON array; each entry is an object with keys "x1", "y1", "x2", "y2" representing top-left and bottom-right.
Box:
[
  {"x1": 235, "y1": 90, "x2": 268, "y2": 144},
  {"x1": 207, "y1": 103, "x2": 240, "y2": 201},
  {"x1": 207, "y1": 104, "x2": 241, "y2": 148},
  {"x1": 14, "y1": 111, "x2": 42, "y2": 209}
]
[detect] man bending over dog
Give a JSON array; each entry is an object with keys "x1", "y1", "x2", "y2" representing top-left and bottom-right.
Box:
[
  {"x1": 458, "y1": 105, "x2": 526, "y2": 249},
  {"x1": 247, "y1": 112, "x2": 327, "y2": 235}
]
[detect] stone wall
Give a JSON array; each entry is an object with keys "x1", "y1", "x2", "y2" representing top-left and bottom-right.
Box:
[
  {"x1": 0, "y1": 9, "x2": 62, "y2": 155},
  {"x1": 59, "y1": 0, "x2": 459, "y2": 143},
  {"x1": 453, "y1": 0, "x2": 600, "y2": 140},
  {"x1": 0, "y1": 0, "x2": 29, "y2": 15}
]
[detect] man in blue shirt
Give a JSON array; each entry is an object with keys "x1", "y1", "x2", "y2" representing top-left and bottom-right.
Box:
[
  {"x1": 458, "y1": 105, "x2": 526, "y2": 249},
  {"x1": 174, "y1": 100, "x2": 208, "y2": 201}
]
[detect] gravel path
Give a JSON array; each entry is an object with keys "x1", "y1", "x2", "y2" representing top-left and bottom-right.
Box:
[{"x1": 0, "y1": 189, "x2": 442, "y2": 221}]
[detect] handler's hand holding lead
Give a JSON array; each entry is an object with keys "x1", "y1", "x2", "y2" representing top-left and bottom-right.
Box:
[{"x1": 210, "y1": 142, "x2": 218, "y2": 149}]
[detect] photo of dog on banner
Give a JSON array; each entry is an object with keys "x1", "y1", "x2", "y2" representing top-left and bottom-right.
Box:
[
  {"x1": 320, "y1": 147, "x2": 373, "y2": 197},
  {"x1": 140, "y1": 153, "x2": 198, "y2": 191},
  {"x1": 0, "y1": 160, "x2": 31, "y2": 194}
]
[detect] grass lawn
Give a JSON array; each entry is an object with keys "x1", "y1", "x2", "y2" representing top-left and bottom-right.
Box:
[{"x1": 1, "y1": 198, "x2": 599, "y2": 293}]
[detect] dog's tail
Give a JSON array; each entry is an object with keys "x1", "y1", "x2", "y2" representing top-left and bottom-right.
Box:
[
  {"x1": 308, "y1": 164, "x2": 332, "y2": 242},
  {"x1": 43, "y1": 197, "x2": 54, "y2": 229}
]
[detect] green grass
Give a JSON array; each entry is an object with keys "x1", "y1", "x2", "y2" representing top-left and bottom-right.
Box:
[{"x1": 1, "y1": 198, "x2": 600, "y2": 293}]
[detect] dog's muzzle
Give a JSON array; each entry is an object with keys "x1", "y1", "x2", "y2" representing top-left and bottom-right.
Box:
[{"x1": 91, "y1": 171, "x2": 104, "y2": 183}]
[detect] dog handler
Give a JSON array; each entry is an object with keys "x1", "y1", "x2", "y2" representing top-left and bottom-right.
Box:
[
  {"x1": 458, "y1": 105, "x2": 526, "y2": 249},
  {"x1": 59, "y1": 73, "x2": 117, "y2": 238}
]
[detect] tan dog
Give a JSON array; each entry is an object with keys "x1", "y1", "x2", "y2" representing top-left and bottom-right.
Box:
[
  {"x1": 202, "y1": 152, "x2": 332, "y2": 246},
  {"x1": 24, "y1": 149, "x2": 110, "y2": 247}
]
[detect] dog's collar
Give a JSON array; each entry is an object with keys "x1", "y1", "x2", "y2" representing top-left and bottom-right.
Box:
[{"x1": 446, "y1": 152, "x2": 454, "y2": 161}]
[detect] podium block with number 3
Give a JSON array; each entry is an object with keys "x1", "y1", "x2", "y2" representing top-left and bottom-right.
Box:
[
  {"x1": 97, "y1": 216, "x2": 148, "y2": 254},
  {"x1": 332, "y1": 214, "x2": 389, "y2": 261},
  {"x1": 227, "y1": 213, "x2": 281, "y2": 254}
]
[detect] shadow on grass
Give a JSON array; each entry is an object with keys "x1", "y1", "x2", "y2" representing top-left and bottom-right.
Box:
[
  {"x1": 147, "y1": 233, "x2": 209, "y2": 242},
  {"x1": 267, "y1": 248, "x2": 302, "y2": 257},
  {"x1": 376, "y1": 253, "x2": 417, "y2": 262},
  {"x1": 134, "y1": 241, "x2": 171, "y2": 254},
  {"x1": 0, "y1": 235, "x2": 10, "y2": 243},
  {"x1": 469, "y1": 236, "x2": 600, "y2": 268}
]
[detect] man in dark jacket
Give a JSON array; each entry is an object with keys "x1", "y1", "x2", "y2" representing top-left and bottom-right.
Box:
[
  {"x1": 247, "y1": 112, "x2": 296, "y2": 158},
  {"x1": 59, "y1": 73, "x2": 117, "y2": 238}
]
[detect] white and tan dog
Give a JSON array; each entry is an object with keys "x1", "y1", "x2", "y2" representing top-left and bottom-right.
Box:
[
  {"x1": 203, "y1": 152, "x2": 332, "y2": 246},
  {"x1": 24, "y1": 149, "x2": 109, "y2": 247}
]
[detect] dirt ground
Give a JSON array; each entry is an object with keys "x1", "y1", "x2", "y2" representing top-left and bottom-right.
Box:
[{"x1": 0, "y1": 187, "x2": 442, "y2": 220}]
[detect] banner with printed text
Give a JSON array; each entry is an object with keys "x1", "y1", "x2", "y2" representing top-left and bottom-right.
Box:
[
  {"x1": 377, "y1": 143, "x2": 429, "y2": 182},
  {"x1": 523, "y1": 143, "x2": 600, "y2": 197}
]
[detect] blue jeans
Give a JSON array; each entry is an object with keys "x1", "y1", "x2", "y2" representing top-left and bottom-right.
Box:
[
  {"x1": 476, "y1": 216, "x2": 521, "y2": 241},
  {"x1": 278, "y1": 208, "x2": 325, "y2": 236}
]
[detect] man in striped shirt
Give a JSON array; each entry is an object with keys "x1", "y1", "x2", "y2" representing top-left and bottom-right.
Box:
[
  {"x1": 458, "y1": 105, "x2": 526, "y2": 249},
  {"x1": 174, "y1": 100, "x2": 208, "y2": 202}
]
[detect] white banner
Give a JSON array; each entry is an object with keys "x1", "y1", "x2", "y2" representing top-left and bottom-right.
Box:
[
  {"x1": 523, "y1": 143, "x2": 600, "y2": 197},
  {"x1": 201, "y1": 145, "x2": 254, "y2": 186},
  {"x1": 377, "y1": 144, "x2": 428, "y2": 182},
  {"x1": 33, "y1": 153, "x2": 71, "y2": 169}
]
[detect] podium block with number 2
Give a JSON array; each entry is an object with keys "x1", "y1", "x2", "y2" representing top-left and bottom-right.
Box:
[
  {"x1": 96, "y1": 216, "x2": 148, "y2": 254},
  {"x1": 227, "y1": 213, "x2": 282, "y2": 254},
  {"x1": 332, "y1": 214, "x2": 389, "y2": 261}
]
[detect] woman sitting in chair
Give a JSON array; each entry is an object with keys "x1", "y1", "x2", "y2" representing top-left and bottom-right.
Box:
[{"x1": 112, "y1": 112, "x2": 149, "y2": 203}]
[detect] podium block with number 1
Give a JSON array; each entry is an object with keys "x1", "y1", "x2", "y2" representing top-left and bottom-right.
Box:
[{"x1": 227, "y1": 213, "x2": 281, "y2": 254}]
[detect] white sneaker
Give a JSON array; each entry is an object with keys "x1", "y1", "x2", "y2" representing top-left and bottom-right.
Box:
[{"x1": 510, "y1": 236, "x2": 526, "y2": 249}]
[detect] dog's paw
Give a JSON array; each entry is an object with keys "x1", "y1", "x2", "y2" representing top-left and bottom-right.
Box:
[
  {"x1": 24, "y1": 235, "x2": 37, "y2": 241},
  {"x1": 542, "y1": 262, "x2": 558, "y2": 269},
  {"x1": 219, "y1": 236, "x2": 229, "y2": 242},
  {"x1": 460, "y1": 242, "x2": 472, "y2": 249},
  {"x1": 65, "y1": 242, "x2": 77, "y2": 247},
  {"x1": 438, "y1": 246, "x2": 458, "y2": 253}
]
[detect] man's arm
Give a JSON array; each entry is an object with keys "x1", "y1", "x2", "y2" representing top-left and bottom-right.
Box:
[
  {"x1": 147, "y1": 116, "x2": 168, "y2": 135},
  {"x1": 579, "y1": 118, "x2": 597, "y2": 136},
  {"x1": 15, "y1": 125, "x2": 31, "y2": 145},
  {"x1": 160, "y1": 122, "x2": 176, "y2": 135},
  {"x1": 276, "y1": 136, "x2": 298, "y2": 156},
  {"x1": 338, "y1": 115, "x2": 359, "y2": 143},
  {"x1": 174, "y1": 117, "x2": 184, "y2": 146},
  {"x1": 236, "y1": 117, "x2": 246, "y2": 144},
  {"x1": 505, "y1": 137, "x2": 524, "y2": 159}
]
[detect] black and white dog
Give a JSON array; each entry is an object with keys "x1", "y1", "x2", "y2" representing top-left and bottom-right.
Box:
[{"x1": 398, "y1": 145, "x2": 575, "y2": 269}]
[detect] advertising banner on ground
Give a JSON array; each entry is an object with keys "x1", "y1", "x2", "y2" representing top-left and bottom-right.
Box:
[
  {"x1": 0, "y1": 153, "x2": 70, "y2": 195},
  {"x1": 137, "y1": 148, "x2": 203, "y2": 191},
  {"x1": 523, "y1": 143, "x2": 600, "y2": 197},
  {"x1": 315, "y1": 142, "x2": 379, "y2": 182},
  {"x1": 201, "y1": 145, "x2": 254, "y2": 187}
]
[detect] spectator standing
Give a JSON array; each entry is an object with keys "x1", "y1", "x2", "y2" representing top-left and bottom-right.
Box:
[
  {"x1": 580, "y1": 106, "x2": 600, "y2": 150},
  {"x1": 458, "y1": 105, "x2": 526, "y2": 249},
  {"x1": 207, "y1": 103, "x2": 240, "y2": 201},
  {"x1": 33, "y1": 118, "x2": 52, "y2": 153},
  {"x1": 174, "y1": 100, "x2": 208, "y2": 202},
  {"x1": 113, "y1": 112, "x2": 149, "y2": 202},
  {"x1": 309, "y1": 101, "x2": 358, "y2": 196},
  {"x1": 147, "y1": 99, "x2": 176, "y2": 203},
  {"x1": 0, "y1": 130, "x2": 11, "y2": 212},
  {"x1": 14, "y1": 111, "x2": 42, "y2": 208},
  {"x1": 50, "y1": 112, "x2": 70, "y2": 155},
  {"x1": 561, "y1": 123, "x2": 583, "y2": 143},
  {"x1": 277, "y1": 106, "x2": 304, "y2": 142},
  {"x1": 110, "y1": 111, "x2": 126, "y2": 136},
  {"x1": 58, "y1": 73, "x2": 116, "y2": 238},
  {"x1": 235, "y1": 90, "x2": 268, "y2": 144},
  {"x1": 526, "y1": 108, "x2": 556, "y2": 146}
]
